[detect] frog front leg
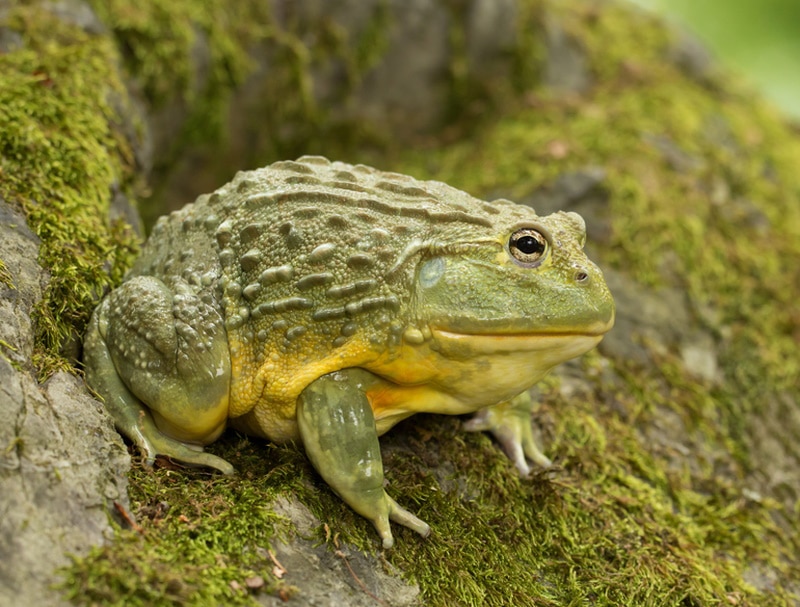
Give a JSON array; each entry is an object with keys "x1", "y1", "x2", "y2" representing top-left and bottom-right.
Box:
[
  {"x1": 84, "y1": 276, "x2": 234, "y2": 474},
  {"x1": 463, "y1": 391, "x2": 552, "y2": 475},
  {"x1": 297, "y1": 369, "x2": 431, "y2": 549}
]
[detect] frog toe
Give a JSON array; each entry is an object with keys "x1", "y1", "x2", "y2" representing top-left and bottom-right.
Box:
[
  {"x1": 387, "y1": 496, "x2": 431, "y2": 541},
  {"x1": 149, "y1": 436, "x2": 235, "y2": 475},
  {"x1": 465, "y1": 392, "x2": 552, "y2": 476},
  {"x1": 129, "y1": 414, "x2": 234, "y2": 474},
  {"x1": 370, "y1": 498, "x2": 431, "y2": 549}
]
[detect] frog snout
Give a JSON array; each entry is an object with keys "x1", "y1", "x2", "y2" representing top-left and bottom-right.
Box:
[{"x1": 573, "y1": 262, "x2": 615, "y2": 331}]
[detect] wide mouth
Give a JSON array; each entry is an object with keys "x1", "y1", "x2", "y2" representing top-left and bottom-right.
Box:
[
  {"x1": 426, "y1": 301, "x2": 616, "y2": 338},
  {"x1": 429, "y1": 311, "x2": 614, "y2": 357},
  {"x1": 432, "y1": 311, "x2": 615, "y2": 339}
]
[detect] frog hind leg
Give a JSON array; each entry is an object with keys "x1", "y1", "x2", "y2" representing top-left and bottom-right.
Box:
[
  {"x1": 83, "y1": 276, "x2": 233, "y2": 475},
  {"x1": 463, "y1": 391, "x2": 552, "y2": 476},
  {"x1": 297, "y1": 369, "x2": 431, "y2": 549}
]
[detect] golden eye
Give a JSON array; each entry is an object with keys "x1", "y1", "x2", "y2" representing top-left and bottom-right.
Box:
[{"x1": 508, "y1": 228, "x2": 547, "y2": 266}]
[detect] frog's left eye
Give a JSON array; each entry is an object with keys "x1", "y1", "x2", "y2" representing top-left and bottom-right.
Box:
[{"x1": 508, "y1": 228, "x2": 548, "y2": 266}]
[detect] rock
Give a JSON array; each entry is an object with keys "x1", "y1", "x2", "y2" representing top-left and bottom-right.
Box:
[
  {"x1": 520, "y1": 167, "x2": 611, "y2": 244},
  {"x1": 0, "y1": 199, "x2": 130, "y2": 607},
  {"x1": 669, "y1": 27, "x2": 719, "y2": 85},
  {"x1": 263, "y1": 498, "x2": 420, "y2": 607},
  {"x1": 542, "y1": 14, "x2": 591, "y2": 95},
  {"x1": 156, "y1": 0, "x2": 522, "y2": 211}
]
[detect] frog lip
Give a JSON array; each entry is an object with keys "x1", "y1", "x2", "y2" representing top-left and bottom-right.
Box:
[
  {"x1": 431, "y1": 311, "x2": 615, "y2": 340},
  {"x1": 428, "y1": 329, "x2": 606, "y2": 358},
  {"x1": 428, "y1": 312, "x2": 614, "y2": 355},
  {"x1": 431, "y1": 328, "x2": 608, "y2": 343}
]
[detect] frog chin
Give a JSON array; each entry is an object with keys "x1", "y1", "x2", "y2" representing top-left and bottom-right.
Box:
[
  {"x1": 430, "y1": 330, "x2": 604, "y2": 374},
  {"x1": 421, "y1": 328, "x2": 607, "y2": 408}
]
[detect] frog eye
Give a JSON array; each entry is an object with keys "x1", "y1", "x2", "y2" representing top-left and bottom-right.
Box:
[{"x1": 508, "y1": 228, "x2": 548, "y2": 266}]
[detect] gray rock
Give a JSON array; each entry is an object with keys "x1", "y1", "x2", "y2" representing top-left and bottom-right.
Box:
[
  {"x1": 668, "y1": 27, "x2": 719, "y2": 85},
  {"x1": 0, "y1": 26, "x2": 22, "y2": 53},
  {"x1": 261, "y1": 498, "x2": 420, "y2": 607},
  {"x1": 541, "y1": 14, "x2": 591, "y2": 95},
  {"x1": 521, "y1": 167, "x2": 612, "y2": 244},
  {"x1": 0, "y1": 199, "x2": 130, "y2": 607},
  {"x1": 679, "y1": 332, "x2": 721, "y2": 384},
  {"x1": 599, "y1": 267, "x2": 720, "y2": 387},
  {"x1": 41, "y1": 0, "x2": 106, "y2": 34},
  {"x1": 643, "y1": 133, "x2": 706, "y2": 174},
  {"x1": 155, "y1": 0, "x2": 521, "y2": 212}
]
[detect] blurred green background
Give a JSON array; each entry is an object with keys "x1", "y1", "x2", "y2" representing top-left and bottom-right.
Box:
[{"x1": 629, "y1": 0, "x2": 800, "y2": 119}]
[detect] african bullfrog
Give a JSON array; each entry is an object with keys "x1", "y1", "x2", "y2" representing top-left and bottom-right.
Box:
[{"x1": 84, "y1": 156, "x2": 614, "y2": 548}]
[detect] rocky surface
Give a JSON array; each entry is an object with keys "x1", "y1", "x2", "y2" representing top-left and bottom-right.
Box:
[
  {"x1": 260, "y1": 498, "x2": 420, "y2": 607},
  {"x1": 1, "y1": 0, "x2": 799, "y2": 605},
  {"x1": 152, "y1": 0, "x2": 521, "y2": 212},
  {"x1": 0, "y1": 199, "x2": 130, "y2": 607}
]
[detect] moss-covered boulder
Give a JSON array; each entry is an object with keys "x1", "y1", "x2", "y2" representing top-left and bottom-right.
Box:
[{"x1": 1, "y1": 0, "x2": 798, "y2": 606}]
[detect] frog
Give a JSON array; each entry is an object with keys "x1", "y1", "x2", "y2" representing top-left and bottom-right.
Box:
[{"x1": 83, "y1": 156, "x2": 615, "y2": 548}]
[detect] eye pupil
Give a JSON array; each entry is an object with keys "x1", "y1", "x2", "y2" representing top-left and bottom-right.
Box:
[
  {"x1": 509, "y1": 228, "x2": 547, "y2": 265},
  {"x1": 516, "y1": 235, "x2": 543, "y2": 255}
]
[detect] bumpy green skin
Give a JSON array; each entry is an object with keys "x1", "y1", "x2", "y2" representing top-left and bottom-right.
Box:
[{"x1": 84, "y1": 156, "x2": 614, "y2": 546}]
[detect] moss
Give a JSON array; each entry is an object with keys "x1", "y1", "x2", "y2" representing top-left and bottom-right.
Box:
[
  {"x1": 440, "y1": 0, "x2": 547, "y2": 131},
  {"x1": 62, "y1": 434, "x2": 387, "y2": 606},
  {"x1": 62, "y1": 383, "x2": 797, "y2": 606},
  {"x1": 62, "y1": 442, "x2": 296, "y2": 605},
  {"x1": 0, "y1": 339, "x2": 21, "y2": 371},
  {"x1": 378, "y1": 375, "x2": 797, "y2": 606},
  {"x1": 87, "y1": 0, "x2": 395, "y2": 227},
  {"x1": 0, "y1": 4, "x2": 140, "y2": 378},
  {"x1": 85, "y1": 0, "x2": 272, "y2": 135},
  {"x1": 0, "y1": 258, "x2": 13, "y2": 289}
]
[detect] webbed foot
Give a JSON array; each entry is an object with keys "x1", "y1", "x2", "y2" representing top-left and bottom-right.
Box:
[
  {"x1": 464, "y1": 391, "x2": 552, "y2": 476},
  {"x1": 297, "y1": 369, "x2": 431, "y2": 548}
]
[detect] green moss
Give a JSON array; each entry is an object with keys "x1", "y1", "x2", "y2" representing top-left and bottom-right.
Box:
[
  {"x1": 0, "y1": 4, "x2": 140, "y2": 378},
  {"x1": 62, "y1": 433, "x2": 391, "y2": 606},
  {"x1": 61, "y1": 384, "x2": 798, "y2": 606},
  {"x1": 0, "y1": 259, "x2": 13, "y2": 289},
  {"x1": 84, "y1": 0, "x2": 270, "y2": 227},
  {"x1": 62, "y1": 442, "x2": 295, "y2": 605},
  {"x1": 85, "y1": 0, "x2": 397, "y2": 227},
  {"x1": 85, "y1": 1, "x2": 271, "y2": 131},
  {"x1": 378, "y1": 377, "x2": 797, "y2": 606},
  {"x1": 0, "y1": 338, "x2": 21, "y2": 372}
]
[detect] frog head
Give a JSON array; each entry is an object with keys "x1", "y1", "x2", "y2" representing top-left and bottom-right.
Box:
[{"x1": 382, "y1": 208, "x2": 615, "y2": 408}]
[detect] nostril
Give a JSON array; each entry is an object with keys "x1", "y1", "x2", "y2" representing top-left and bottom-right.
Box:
[{"x1": 575, "y1": 270, "x2": 589, "y2": 283}]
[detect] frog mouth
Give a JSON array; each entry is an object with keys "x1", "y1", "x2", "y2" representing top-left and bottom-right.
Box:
[
  {"x1": 429, "y1": 313, "x2": 614, "y2": 357},
  {"x1": 430, "y1": 329, "x2": 605, "y2": 356}
]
